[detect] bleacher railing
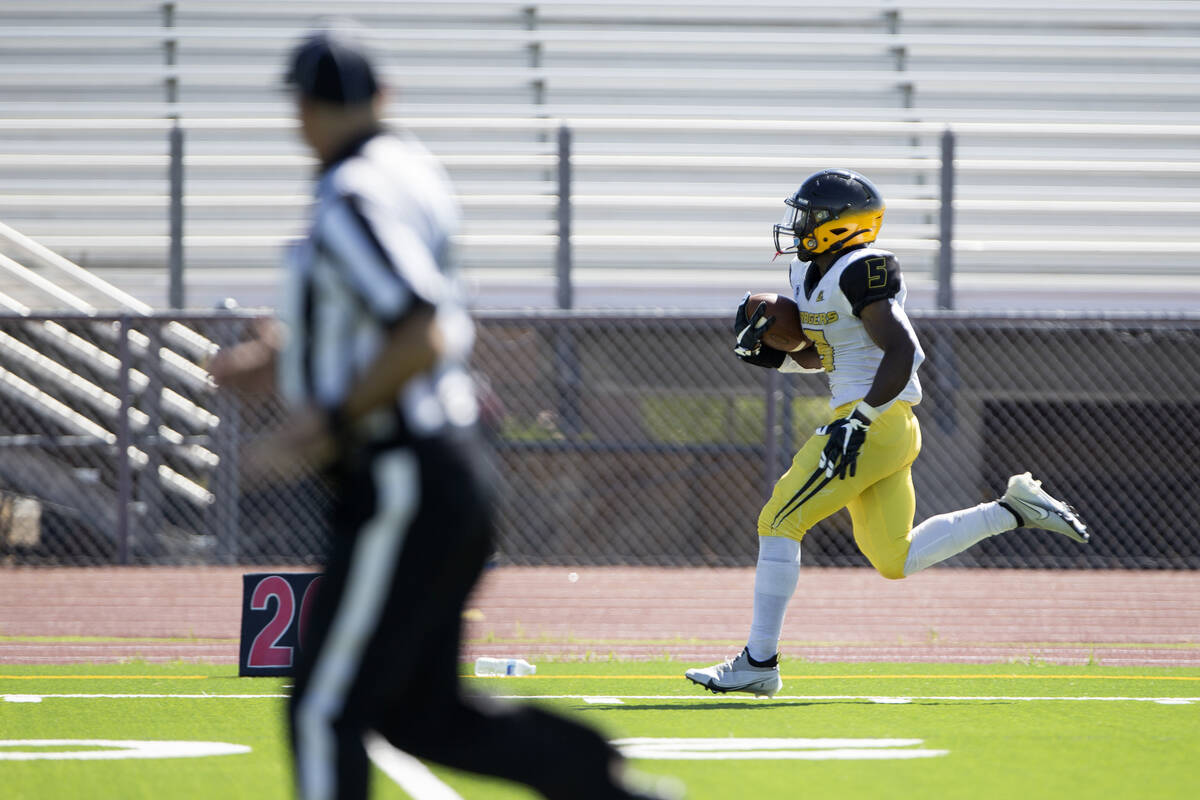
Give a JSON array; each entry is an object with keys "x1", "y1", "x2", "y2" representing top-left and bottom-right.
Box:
[{"x1": 6, "y1": 115, "x2": 1199, "y2": 309}]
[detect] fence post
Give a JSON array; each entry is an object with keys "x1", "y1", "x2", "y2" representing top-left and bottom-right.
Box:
[
  {"x1": 553, "y1": 125, "x2": 579, "y2": 436},
  {"x1": 556, "y1": 123, "x2": 573, "y2": 310},
  {"x1": 139, "y1": 321, "x2": 166, "y2": 551},
  {"x1": 780, "y1": 373, "x2": 795, "y2": 474},
  {"x1": 164, "y1": 1, "x2": 184, "y2": 309},
  {"x1": 168, "y1": 123, "x2": 185, "y2": 309},
  {"x1": 937, "y1": 128, "x2": 955, "y2": 310},
  {"x1": 524, "y1": 5, "x2": 544, "y2": 108},
  {"x1": 162, "y1": 1, "x2": 178, "y2": 105},
  {"x1": 210, "y1": 321, "x2": 241, "y2": 563},
  {"x1": 115, "y1": 316, "x2": 133, "y2": 564}
]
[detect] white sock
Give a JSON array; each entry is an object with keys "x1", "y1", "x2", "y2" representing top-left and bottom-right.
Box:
[
  {"x1": 903, "y1": 501, "x2": 1016, "y2": 577},
  {"x1": 745, "y1": 535, "x2": 802, "y2": 663}
]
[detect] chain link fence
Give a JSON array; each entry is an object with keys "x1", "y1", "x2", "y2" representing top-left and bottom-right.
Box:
[{"x1": 2, "y1": 311, "x2": 1197, "y2": 569}]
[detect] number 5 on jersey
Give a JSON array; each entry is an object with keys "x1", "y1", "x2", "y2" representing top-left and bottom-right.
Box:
[{"x1": 864, "y1": 256, "x2": 889, "y2": 290}]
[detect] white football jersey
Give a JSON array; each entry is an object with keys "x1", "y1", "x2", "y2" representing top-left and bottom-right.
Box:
[{"x1": 787, "y1": 247, "x2": 923, "y2": 410}]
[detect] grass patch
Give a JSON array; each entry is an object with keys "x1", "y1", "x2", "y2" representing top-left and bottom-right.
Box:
[
  {"x1": 2, "y1": 660, "x2": 1197, "y2": 799},
  {"x1": 641, "y1": 394, "x2": 828, "y2": 445}
]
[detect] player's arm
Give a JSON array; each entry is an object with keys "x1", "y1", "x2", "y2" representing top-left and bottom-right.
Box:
[
  {"x1": 785, "y1": 346, "x2": 822, "y2": 372},
  {"x1": 732, "y1": 292, "x2": 786, "y2": 368},
  {"x1": 859, "y1": 299, "x2": 919, "y2": 409},
  {"x1": 733, "y1": 292, "x2": 824, "y2": 372},
  {"x1": 815, "y1": 253, "x2": 916, "y2": 479},
  {"x1": 839, "y1": 252, "x2": 919, "y2": 412}
]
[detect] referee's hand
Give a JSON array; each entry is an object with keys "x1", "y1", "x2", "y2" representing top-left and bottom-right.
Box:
[
  {"x1": 244, "y1": 406, "x2": 338, "y2": 483},
  {"x1": 209, "y1": 319, "x2": 282, "y2": 395}
]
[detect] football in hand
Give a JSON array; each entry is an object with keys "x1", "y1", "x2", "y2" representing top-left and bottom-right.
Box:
[{"x1": 747, "y1": 292, "x2": 810, "y2": 352}]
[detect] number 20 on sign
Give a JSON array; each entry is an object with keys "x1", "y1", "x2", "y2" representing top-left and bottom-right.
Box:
[{"x1": 238, "y1": 573, "x2": 323, "y2": 677}]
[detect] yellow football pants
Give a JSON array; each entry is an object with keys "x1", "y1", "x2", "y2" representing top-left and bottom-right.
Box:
[{"x1": 757, "y1": 400, "x2": 922, "y2": 579}]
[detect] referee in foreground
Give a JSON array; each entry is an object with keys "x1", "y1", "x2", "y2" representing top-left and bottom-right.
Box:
[{"x1": 213, "y1": 27, "x2": 679, "y2": 800}]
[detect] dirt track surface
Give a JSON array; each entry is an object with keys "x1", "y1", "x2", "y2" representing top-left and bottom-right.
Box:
[{"x1": 1, "y1": 566, "x2": 1198, "y2": 667}]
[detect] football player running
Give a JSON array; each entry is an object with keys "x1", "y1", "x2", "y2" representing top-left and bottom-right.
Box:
[{"x1": 685, "y1": 169, "x2": 1089, "y2": 697}]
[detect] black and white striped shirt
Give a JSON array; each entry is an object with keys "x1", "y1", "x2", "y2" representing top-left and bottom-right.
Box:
[{"x1": 278, "y1": 129, "x2": 478, "y2": 444}]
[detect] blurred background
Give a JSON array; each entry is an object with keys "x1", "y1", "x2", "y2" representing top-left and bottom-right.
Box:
[{"x1": 0, "y1": 0, "x2": 1198, "y2": 573}]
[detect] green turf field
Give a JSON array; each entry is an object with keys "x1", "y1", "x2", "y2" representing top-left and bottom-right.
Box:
[{"x1": 2, "y1": 660, "x2": 1198, "y2": 799}]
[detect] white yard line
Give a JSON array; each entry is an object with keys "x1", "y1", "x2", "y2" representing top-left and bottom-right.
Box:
[
  {"x1": 2, "y1": 694, "x2": 288, "y2": 700},
  {"x1": 3, "y1": 693, "x2": 1195, "y2": 703},
  {"x1": 0, "y1": 694, "x2": 466, "y2": 798},
  {"x1": 365, "y1": 734, "x2": 465, "y2": 800},
  {"x1": 493, "y1": 694, "x2": 1199, "y2": 703}
]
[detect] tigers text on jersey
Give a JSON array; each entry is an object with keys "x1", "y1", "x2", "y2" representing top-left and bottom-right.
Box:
[
  {"x1": 788, "y1": 247, "x2": 924, "y2": 409},
  {"x1": 278, "y1": 129, "x2": 478, "y2": 444}
]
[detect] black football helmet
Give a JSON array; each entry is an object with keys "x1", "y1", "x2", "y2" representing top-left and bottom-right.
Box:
[{"x1": 772, "y1": 169, "x2": 885, "y2": 261}]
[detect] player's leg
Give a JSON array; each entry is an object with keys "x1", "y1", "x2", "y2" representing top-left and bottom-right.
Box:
[
  {"x1": 761, "y1": 400, "x2": 919, "y2": 583},
  {"x1": 902, "y1": 472, "x2": 1088, "y2": 576},
  {"x1": 839, "y1": 411, "x2": 1086, "y2": 578},
  {"x1": 685, "y1": 401, "x2": 919, "y2": 695},
  {"x1": 682, "y1": 532, "x2": 795, "y2": 697},
  {"x1": 846, "y1": 467, "x2": 917, "y2": 580},
  {"x1": 682, "y1": 428, "x2": 835, "y2": 696},
  {"x1": 746, "y1": 533, "x2": 802, "y2": 664},
  {"x1": 758, "y1": 400, "x2": 921, "y2": 541}
]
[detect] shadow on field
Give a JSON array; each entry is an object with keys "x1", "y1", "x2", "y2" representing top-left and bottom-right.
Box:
[
  {"x1": 575, "y1": 701, "x2": 840, "y2": 712},
  {"x1": 575, "y1": 698, "x2": 1018, "y2": 712}
]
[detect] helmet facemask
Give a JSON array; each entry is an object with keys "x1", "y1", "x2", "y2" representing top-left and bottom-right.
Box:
[
  {"x1": 771, "y1": 169, "x2": 886, "y2": 262},
  {"x1": 772, "y1": 197, "x2": 836, "y2": 261}
]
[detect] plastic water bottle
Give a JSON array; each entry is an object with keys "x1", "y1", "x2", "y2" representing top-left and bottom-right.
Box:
[{"x1": 474, "y1": 657, "x2": 536, "y2": 677}]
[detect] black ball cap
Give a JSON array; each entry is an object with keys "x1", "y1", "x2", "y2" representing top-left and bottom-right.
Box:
[{"x1": 284, "y1": 30, "x2": 379, "y2": 105}]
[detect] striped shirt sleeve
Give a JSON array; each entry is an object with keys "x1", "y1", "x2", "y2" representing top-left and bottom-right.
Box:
[{"x1": 316, "y1": 193, "x2": 437, "y2": 324}]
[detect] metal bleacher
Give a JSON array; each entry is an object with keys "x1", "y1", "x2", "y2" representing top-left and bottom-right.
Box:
[
  {"x1": 0, "y1": 212, "x2": 220, "y2": 537},
  {"x1": 0, "y1": 0, "x2": 1198, "y2": 312}
]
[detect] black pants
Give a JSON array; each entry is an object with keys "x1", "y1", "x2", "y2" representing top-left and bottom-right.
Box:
[{"x1": 288, "y1": 433, "x2": 630, "y2": 800}]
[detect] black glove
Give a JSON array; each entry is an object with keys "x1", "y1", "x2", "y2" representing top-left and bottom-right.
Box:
[
  {"x1": 733, "y1": 292, "x2": 786, "y2": 369},
  {"x1": 816, "y1": 409, "x2": 872, "y2": 479}
]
